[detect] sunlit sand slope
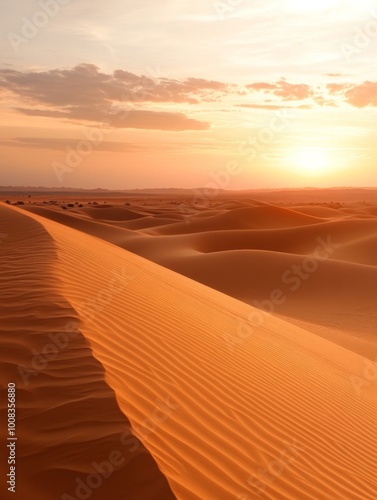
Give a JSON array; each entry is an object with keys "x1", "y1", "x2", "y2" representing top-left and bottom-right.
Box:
[{"x1": 0, "y1": 205, "x2": 174, "y2": 500}]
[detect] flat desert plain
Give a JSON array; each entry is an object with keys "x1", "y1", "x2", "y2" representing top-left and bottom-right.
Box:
[{"x1": 0, "y1": 189, "x2": 376, "y2": 499}]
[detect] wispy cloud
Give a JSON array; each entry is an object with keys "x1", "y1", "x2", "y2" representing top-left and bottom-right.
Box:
[
  {"x1": 235, "y1": 103, "x2": 312, "y2": 110},
  {"x1": 0, "y1": 137, "x2": 147, "y2": 152}
]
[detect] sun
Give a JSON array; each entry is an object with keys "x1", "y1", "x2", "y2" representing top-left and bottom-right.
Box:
[{"x1": 290, "y1": 147, "x2": 330, "y2": 177}]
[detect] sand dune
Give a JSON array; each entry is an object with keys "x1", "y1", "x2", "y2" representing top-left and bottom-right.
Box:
[
  {"x1": 120, "y1": 217, "x2": 182, "y2": 231},
  {"x1": 330, "y1": 233, "x2": 377, "y2": 267},
  {"x1": 0, "y1": 205, "x2": 173, "y2": 500},
  {"x1": 163, "y1": 249, "x2": 377, "y2": 356},
  {"x1": 364, "y1": 206, "x2": 377, "y2": 216},
  {"x1": 22, "y1": 205, "x2": 147, "y2": 245},
  {"x1": 2, "y1": 203, "x2": 376, "y2": 499},
  {"x1": 22, "y1": 203, "x2": 377, "y2": 359},
  {"x1": 290, "y1": 205, "x2": 351, "y2": 219},
  {"x1": 145, "y1": 206, "x2": 326, "y2": 235},
  {"x1": 79, "y1": 206, "x2": 145, "y2": 221}
]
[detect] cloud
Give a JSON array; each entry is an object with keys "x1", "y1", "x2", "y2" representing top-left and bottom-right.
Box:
[
  {"x1": 246, "y1": 79, "x2": 313, "y2": 101},
  {"x1": 0, "y1": 64, "x2": 219, "y2": 130},
  {"x1": 235, "y1": 103, "x2": 283, "y2": 110},
  {"x1": 326, "y1": 83, "x2": 349, "y2": 94},
  {"x1": 274, "y1": 80, "x2": 313, "y2": 100},
  {"x1": 313, "y1": 96, "x2": 338, "y2": 107},
  {"x1": 234, "y1": 103, "x2": 312, "y2": 110},
  {"x1": 246, "y1": 82, "x2": 276, "y2": 91},
  {"x1": 0, "y1": 64, "x2": 374, "y2": 129},
  {"x1": 323, "y1": 81, "x2": 377, "y2": 108},
  {"x1": 15, "y1": 106, "x2": 209, "y2": 131},
  {"x1": 0, "y1": 136, "x2": 231, "y2": 154},
  {"x1": 107, "y1": 109, "x2": 210, "y2": 131},
  {"x1": 0, "y1": 137, "x2": 145, "y2": 152},
  {"x1": 0, "y1": 64, "x2": 230, "y2": 106},
  {"x1": 344, "y1": 81, "x2": 377, "y2": 108},
  {"x1": 246, "y1": 79, "x2": 377, "y2": 108}
]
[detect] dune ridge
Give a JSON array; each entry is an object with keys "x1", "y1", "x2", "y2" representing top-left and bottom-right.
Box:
[
  {"x1": 6, "y1": 204, "x2": 376, "y2": 499},
  {"x1": 143, "y1": 205, "x2": 326, "y2": 235},
  {"x1": 0, "y1": 205, "x2": 174, "y2": 500}
]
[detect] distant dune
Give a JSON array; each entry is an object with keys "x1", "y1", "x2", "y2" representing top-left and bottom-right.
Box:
[
  {"x1": 3, "y1": 186, "x2": 377, "y2": 204},
  {"x1": 143, "y1": 205, "x2": 325, "y2": 235},
  {"x1": 1, "y1": 203, "x2": 376, "y2": 499},
  {"x1": 21, "y1": 198, "x2": 377, "y2": 359}
]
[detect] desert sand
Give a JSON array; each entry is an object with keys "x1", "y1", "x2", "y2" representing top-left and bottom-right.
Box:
[
  {"x1": 0, "y1": 204, "x2": 174, "y2": 500},
  {"x1": 17, "y1": 193, "x2": 377, "y2": 359},
  {"x1": 1, "y1": 194, "x2": 376, "y2": 499}
]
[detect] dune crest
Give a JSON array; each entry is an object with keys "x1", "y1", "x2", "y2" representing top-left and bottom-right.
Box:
[{"x1": 0, "y1": 205, "x2": 174, "y2": 500}]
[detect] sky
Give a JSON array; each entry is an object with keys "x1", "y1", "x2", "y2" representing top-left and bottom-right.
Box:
[{"x1": 1, "y1": 0, "x2": 377, "y2": 189}]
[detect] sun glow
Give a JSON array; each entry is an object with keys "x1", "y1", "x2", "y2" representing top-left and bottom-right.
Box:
[{"x1": 289, "y1": 147, "x2": 331, "y2": 177}]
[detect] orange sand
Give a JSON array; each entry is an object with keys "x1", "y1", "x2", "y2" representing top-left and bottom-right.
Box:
[{"x1": 0, "y1": 201, "x2": 376, "y2": 499}]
